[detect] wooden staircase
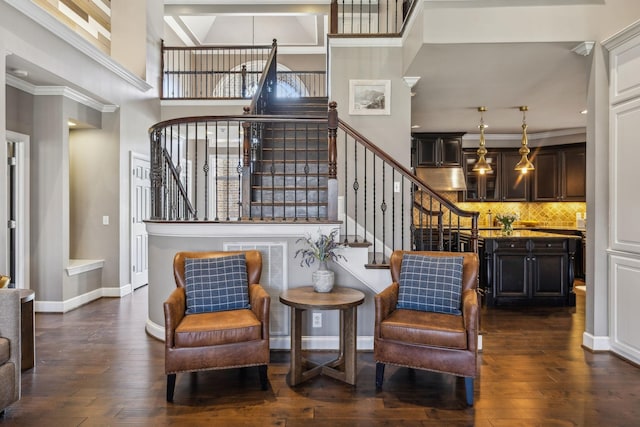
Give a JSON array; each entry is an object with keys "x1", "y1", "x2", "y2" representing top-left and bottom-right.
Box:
[{"x1": 251, "y1": 97, "x2": 330, "y2": 220}]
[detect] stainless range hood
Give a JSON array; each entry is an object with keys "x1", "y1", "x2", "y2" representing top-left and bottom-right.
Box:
[{"x1": 415, "y1": 167, "x2": 467, "y2": 192}]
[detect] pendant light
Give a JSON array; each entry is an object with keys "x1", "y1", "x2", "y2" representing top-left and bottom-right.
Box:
[
  {"x1": 514, "y1": 106, "x2": 535, "y2": 174},
  {"x1": 472, "y1": 107, "x2": 491, "y2": 175}
]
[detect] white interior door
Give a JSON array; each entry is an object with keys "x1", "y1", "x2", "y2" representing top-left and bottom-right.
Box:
[
  {"x1": 130, "y1": 152, "x2": 150, "y2": 290},
  {"x1": 6, "y1": 132, "x2": 29, "y2": 289}
]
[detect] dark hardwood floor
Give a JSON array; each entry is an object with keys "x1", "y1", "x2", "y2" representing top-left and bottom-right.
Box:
[{"x1": 2, "y1": 286, "x2": 640, "y2": 426}]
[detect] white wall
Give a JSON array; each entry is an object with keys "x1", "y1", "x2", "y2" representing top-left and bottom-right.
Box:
[
  {"x1": 604, "y1": 24, "x2": 640, "y2": 363},
  {"x1": 1, "y1": 0, "x2": 163, "y2": 306}
]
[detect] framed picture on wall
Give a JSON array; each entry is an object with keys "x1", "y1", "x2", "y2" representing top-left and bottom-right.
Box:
[{"x1": 348, "y1": 79, "x2": 391, "y2": 115}]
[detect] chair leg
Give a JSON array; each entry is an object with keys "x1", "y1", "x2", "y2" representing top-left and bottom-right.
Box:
[
  {"x1": 375, "y1": 363, "x2": 385, "y2": 389},
  {"x1": 464, "y1": 377, "x2": 474, "y2": 406},
  {"x1": 258, "y1": 365, "x2": 268, "y2": 390},
  {"x1": 167, "y1": 373, "x2": 176, "y2": 402}
]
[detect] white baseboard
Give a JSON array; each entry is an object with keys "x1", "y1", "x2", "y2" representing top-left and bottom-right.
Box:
[
  {"x1": 145, "y1": 318, "x2": 165, "y2": 341},
  {"x1": 103, "y1": 284, "x2": 132, "y2": 297},
  {"x1": 35, "y1": 285, "x2": 132, "y2": 313},
  {"x1": 582, "y1": 332, "x2": 611, "y2": 351}
]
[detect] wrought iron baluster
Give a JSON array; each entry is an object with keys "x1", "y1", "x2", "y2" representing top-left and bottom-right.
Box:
[
  {"x1": 371, "y1": 150, "x2": 377, "y2": 264},
  {"x1": 353, "y1": 138, "x2": 359, "y2": 243},
  {"x1": 343, "y1": 130, "x2": 348, "y2": 243},
  {"x1": 380, "y1": 160, "x2": 387, "y2": 263}
]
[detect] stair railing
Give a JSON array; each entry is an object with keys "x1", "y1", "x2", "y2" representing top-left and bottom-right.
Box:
[
  {"x1": 328, "y1": 102, "x2": 480, "y2": 262},
  {"x1": 149, "y1": 114, "x2": 328, "y2": 222},
  {"x1": 161, "y1": 40, "x2": 274, "y2": 100},
  {"x1": 330, "y1": 0, "x2": 417, "y2": 35},
  {"x1": 247, "y1": 39, "x2": 278, "y2": 115}
]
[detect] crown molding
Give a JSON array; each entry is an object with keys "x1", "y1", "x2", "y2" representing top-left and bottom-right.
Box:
[
  {"x1": 6, "y1": 74, "x2": 119, "y2": 113},
  {"x1": 603, "y1": 20, "x2": 640, "y2": 51},
  {"x1": 4, "y1": 0, "x2": 152, "y2": 92},
  {"x1": 462, "y1": 127, "x2": 586, "y2": 141}
]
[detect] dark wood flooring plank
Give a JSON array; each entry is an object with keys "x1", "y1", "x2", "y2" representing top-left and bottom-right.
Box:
[{"x1": 1, "y1": 288, "x2": 639, "y2": 426}]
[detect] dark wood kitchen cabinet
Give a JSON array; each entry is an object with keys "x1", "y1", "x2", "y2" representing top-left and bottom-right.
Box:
[
  {"x1": 412, "y1": 133, "x2": 463, "y2": 167},
  {"x1": 500, "y1": 152, "x2": 530, "y2": 201},
  {"x1": 533, "y1": 144, "x2": 586, "y2": 201},
  {"x1": 462, "y1": 150, "x2": 529, "y2": 202},
  {"x1": 485, "y1": 236, "x2": 577, "y2": 306},
  {"x1": 461, "y1": 151, "x2": 500, "y2": 201}
]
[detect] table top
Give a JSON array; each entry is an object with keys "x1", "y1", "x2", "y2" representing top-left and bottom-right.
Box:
[
  {"x1": 279, "y1": 286, "x2": 365, "y2": 310},
  {"x1": 18, "y1": 288, "x2": 35, "y2": 303}
]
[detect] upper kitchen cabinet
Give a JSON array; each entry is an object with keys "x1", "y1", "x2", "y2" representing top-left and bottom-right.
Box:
[
  {"x1": 461, "y1": 150, "x2": 500, "y2": 201},
  {"x1": 412, "y1": 133, "x2": 464, "y2": 167},
  {"x1": 501, "y1": 152, "x2": 530, "y2": 201},
  {"x1": 561, "y1": 145, "x2": 586, "y2": 201},
  {"x1": 532, "y1": 144, "x2": 586, "y2": 202}
]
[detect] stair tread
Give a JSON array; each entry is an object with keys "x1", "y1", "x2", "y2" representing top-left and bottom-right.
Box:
[
  {"x1": 340, "y1": 235, "x2": 371, "y2": 248},
  {"x1": 252, "y1": 186, "x2": 328, "y2": 190},
  {"x1": 365, "y1": 252, "x2": 390, "y2": 269},
  {"x1": 251, "y1": 201, "x2": 328, "y2": 206},
  {"x1": 253, "y1": 172, "x2": 329, "y2": 177}
]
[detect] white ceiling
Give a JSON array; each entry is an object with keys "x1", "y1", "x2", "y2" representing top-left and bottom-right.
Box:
[
  {"x1": 4, "y1": 1, "x2": 593, "y2": 139},
  {"x1": 406, "y1": 41, "x2": 591, "y2": 135}
]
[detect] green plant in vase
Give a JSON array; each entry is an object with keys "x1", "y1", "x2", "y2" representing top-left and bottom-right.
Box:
[
  {"x1": 496, "y1": 213, "x2": 518, "y2": 236},
  {"x1": 295, "y1": 229, "x2": 347, "y2": 292}
]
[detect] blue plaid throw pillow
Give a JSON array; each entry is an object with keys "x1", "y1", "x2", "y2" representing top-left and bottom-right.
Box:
[
  {"x1": 397, "y1": 254, "x2": 464, "y2": 315},
  {"x1": 184, "y1": 254, "x2": 250, "y2": 314}
]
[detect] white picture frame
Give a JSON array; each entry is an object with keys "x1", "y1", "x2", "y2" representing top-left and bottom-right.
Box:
[{"x1": 348, "y1": 79, "x2": 391, "y2": 115}]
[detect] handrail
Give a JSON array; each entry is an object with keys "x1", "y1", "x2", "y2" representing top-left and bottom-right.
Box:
[
  {"x1": 329, "y1": 102, "x2": 480, "y2": 256},
  {"x1": 248, "y1": 40, "x2": 278, "y2": 114},
  {"x1": 337, "y1": 119, "x2": 478, "y2": 220}
]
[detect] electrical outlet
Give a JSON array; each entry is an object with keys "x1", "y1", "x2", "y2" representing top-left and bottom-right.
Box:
[
  {"x1": 394, "y1": 181, "x2": 401, "y2": 193},
  {"x1": 312, "y1": 312, "x2": 322, "y2": 328}
]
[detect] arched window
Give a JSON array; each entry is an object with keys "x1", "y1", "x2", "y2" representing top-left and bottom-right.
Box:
[{"x1": 213, "y1": 61, "x2": 308, "y2": 98}]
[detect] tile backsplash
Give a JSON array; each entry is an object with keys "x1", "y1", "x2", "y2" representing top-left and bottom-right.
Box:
[{"x1": 440, "y1": 192, "x2": 586, "y2": 228}]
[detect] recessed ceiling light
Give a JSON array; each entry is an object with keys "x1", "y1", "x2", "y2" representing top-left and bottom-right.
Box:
[
  {"x1": 411, "y1": 125, "x2": 420, "y2": 129},
  {"x1": 580, "y1": 109, "x2": 588, "y2": 115},
  {"x1": 68, "y1": 121, "x2": 76, "y2": 127}
]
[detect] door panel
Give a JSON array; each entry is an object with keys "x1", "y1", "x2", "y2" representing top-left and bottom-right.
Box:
[{"x1": 131, "y1": 153, "x2": 150, "y2": 290}]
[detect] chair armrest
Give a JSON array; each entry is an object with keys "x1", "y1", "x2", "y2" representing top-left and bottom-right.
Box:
[
  {"x1": 163, "y1": 287, "x2": 186, "y2": 348},
  {"x1": 249, "y1": 284, "x2": 270, "y2": 340},
  {"x1": 0, "y1": 289, "x2": 21, "y2": 401},
  {"x1": 374, "y1": 283, "x2": 399, "y2": 338},
  {"x1": 462, "y1": 288, "x2": 479, "y2": 351}
]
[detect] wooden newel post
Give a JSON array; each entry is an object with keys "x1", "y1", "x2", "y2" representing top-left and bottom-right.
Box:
[
  {"x1": 328, "y1": 101, "x2": 338, "y2": 180},
  {"x1": 330, "y1": 0, "x2": 338, "y2": 34},
  {"x1": 471, "y1": 214, "x2": 479, "y2": 254},
  {"x1": 150, "y1": 128, "x2": 164, "y2": 220},
  {"x1": 241, "y1": 65, "x2": 247, "y2": 98},
  {"x1": 241, "y1": 121, "x2": 252, "y2": 220},
  {"x1": 327, "y1": 101, "x2": 338, "y2": 220}
]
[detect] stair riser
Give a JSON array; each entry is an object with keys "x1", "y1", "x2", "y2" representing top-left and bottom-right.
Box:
[
  {"x1": 254, "y1": 175, "x2": 328, "y2": 187},
  {"x1": 249, "y1": 205, "x2": 327, "y2": 218},
  {"x1": 252, "y1": 189, "x2": 328, "y2": 203},
  {"x1": 253, "y1": 162, "x2": 328, "y2": 174}
]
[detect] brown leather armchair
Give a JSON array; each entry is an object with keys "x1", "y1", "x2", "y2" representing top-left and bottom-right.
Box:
[
  {"x1": 164, "y1": 250, "x2": 271, "y2": 402},
  {"x1": 0, "y1": 288, "x2": 21, "y2": 416},
  {"x1": 374, "y1": 250, "x2": 480, "y2": 406}
]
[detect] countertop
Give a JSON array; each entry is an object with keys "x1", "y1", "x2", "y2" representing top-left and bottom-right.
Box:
[
  {"x1": 475, "y1": 230, "x2": 582, "y2": 239},
  {"x1": 457, "y1": 229, "x2": 582, "y2": 239}
]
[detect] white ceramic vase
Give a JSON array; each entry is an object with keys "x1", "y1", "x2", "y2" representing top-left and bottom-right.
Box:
[{"x1": 312, "y1": 261, "x2": 334, "y2": 293}]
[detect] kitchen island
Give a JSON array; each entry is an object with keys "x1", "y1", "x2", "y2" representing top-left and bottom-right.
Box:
[{"x1": 476, "y1": 230, "x2": 580, "y2": 307}]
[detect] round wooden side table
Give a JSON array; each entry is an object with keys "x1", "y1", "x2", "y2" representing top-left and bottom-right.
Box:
[{"x1": 279, "y1": 286, "x2": 365, "y2": 386}]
